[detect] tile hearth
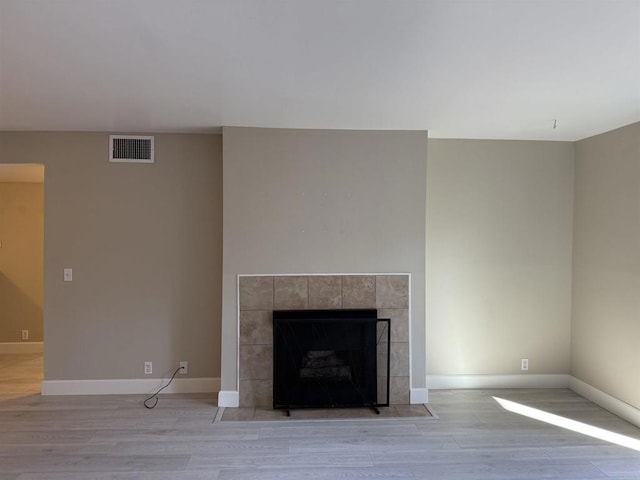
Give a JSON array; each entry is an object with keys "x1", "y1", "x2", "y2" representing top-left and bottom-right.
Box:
[
  {"x1": 238, "y1": 274, "x2": 410, "y2": 407},
  {"x1": 218, "y1": 404, "x2": 432, "y2": 422}
]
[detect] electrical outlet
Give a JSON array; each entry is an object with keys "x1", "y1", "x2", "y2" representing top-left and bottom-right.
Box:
[
  {"x1": 21, "y1": 330, "x2": 29, "y2": 341},
  {"x1": 179, "y1": 361, "x2": 188, "y2": 375},
  {"x1": 144, "y1": 361, "x2": 152, "y2": 375},
  {"x1": 63, "y1": 268, "x2": 73, "y2": 282},
  {"x1": 521, "y1": 358, "x2": 529, "y2": 371}
]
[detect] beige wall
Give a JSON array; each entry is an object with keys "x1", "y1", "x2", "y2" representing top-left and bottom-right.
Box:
[
  {"x1": 571, "y1": 122, "x2": 640, "y2": 409},
  {"x1": 1, "y1": 123, "x2": 635, "y2": 409},
  {"x1": 0, "y1": 132, "x2": 222, "y2": 380},
  {"x1": 221, "y1": 128, "x2": 427, "y2": 392},
  {"x1": 0, "y1": 182, "x2": 44, "y2": 342},
  {"x1": 426, "y1": 140, "x2": 574, "y2": 376}
]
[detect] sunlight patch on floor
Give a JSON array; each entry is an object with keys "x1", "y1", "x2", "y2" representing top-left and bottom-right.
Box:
[{"x1": 493, "y1": 396, "x2": 640, "y2": 452}]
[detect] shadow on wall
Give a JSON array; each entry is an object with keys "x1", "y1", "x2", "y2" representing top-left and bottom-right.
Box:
[{"x1": 0, "y1": 272, "x2": 43, "y2": 342}]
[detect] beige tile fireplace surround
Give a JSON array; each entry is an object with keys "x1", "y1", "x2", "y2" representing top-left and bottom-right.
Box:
[{"x1": 238, "y1": 274, "x2": 411, "y2": 407}]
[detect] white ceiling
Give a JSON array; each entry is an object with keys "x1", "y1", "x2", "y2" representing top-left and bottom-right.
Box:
[{"x1": 0, "y1": 0, "x2": 638, "y2": 141}]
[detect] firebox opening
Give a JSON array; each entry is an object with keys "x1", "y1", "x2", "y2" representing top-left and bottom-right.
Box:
[
  {"x1": 300, "y1": 350, "x2": 352, "y2": 382},
  {"x1": 273, "y1": 309, "x2": 390, "y2": 410}
]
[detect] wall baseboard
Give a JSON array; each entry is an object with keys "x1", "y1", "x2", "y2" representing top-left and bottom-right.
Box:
[
  {"x1": 569, "y1": 376, "x2": 640, "y2": 428},
  {"x1": 218, "y1": 390, "x2": 239, "y2": 407},
  {"x1": 0, "y1": 342, "x2": 43, "y2": 354},
  {"x1": 41, "y1": 377, "x2": 220, "y2": 396},
  {"x1": 427, "y1": 374, "x2": 570, "y2": 390},
  {"x1": 410, "y1": 387, "x2": 429, "y2": 404}
]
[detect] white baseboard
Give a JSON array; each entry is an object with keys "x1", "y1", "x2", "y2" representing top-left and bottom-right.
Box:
[
  {"x1": 41, "y1": 377, "x2": 220, "y2": 396},
  {"x1": 218, "y1": 390, "x2": 239, "y2": 407},
  {"x1": 0, "y1": 342, "x2": 43, "y2": 354},
  {"x1": 410, "y1": 387, "x2": 429, "y2": 404},
  {"x1": 427, "y1": 374, "x2": 570, "y2": 390},
  {"x1": 569, "y1": 376, "x2": 640, "y2": 428}
]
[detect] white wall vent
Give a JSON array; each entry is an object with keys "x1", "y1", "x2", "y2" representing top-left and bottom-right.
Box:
[{"x1": 109, "y1": 135, "x2": 154, "y2": 163}]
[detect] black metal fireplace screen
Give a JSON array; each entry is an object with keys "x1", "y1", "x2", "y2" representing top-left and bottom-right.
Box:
[{"x1": 273, "y1": 309, "x2": 390, "y2": 410}]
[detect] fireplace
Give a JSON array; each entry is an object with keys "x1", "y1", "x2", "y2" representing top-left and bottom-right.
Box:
[
  {"x1": 237, "y1": 274, "x2": 410, "y2": 407},
  {"x1": 273, "y1": 309, "x2": 389, "y2": 410}
]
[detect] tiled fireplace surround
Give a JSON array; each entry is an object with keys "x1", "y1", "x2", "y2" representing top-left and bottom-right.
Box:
[{"x1": 238, "y1": 274, "x2": 411, "y2": 407}]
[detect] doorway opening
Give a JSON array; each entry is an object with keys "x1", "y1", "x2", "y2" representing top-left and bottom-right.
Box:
[{"x1": 0, "y1": 164, "x2": 44, "y2": 396}]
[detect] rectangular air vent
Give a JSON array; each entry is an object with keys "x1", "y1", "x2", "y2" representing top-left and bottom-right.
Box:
[{"x1": 109, "y1": 135, "x2": 154, "y2": 163}]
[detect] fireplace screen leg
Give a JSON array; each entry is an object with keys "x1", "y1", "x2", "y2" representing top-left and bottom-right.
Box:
[{"x1": 372, "y1": 406, "x2": 380, "y2": 415}]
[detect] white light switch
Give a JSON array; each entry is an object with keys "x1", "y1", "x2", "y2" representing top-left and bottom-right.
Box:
[{"x1": 63, "y1": 268, "x2": 73, "y2": 282}]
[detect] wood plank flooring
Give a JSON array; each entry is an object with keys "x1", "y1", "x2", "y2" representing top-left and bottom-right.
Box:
[
  {"x1": 0, "y1": 354, "x2": 42, "y2": 395},
  {"x1": 0, "y1": 355, "x2": 638, "y2": 479}
]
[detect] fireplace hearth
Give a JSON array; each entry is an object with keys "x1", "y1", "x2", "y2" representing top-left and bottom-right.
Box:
[{"x1": 273, "y1": 309, "x2": 390, "y2": 411}]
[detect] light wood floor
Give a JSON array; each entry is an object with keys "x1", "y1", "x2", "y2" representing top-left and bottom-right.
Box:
[
  {"x1": 0, "y1": 353, "x2": 43, "y2": 396},
  {"x1": 0, "y1": 355, "x2": 638, "y2": 479}
]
